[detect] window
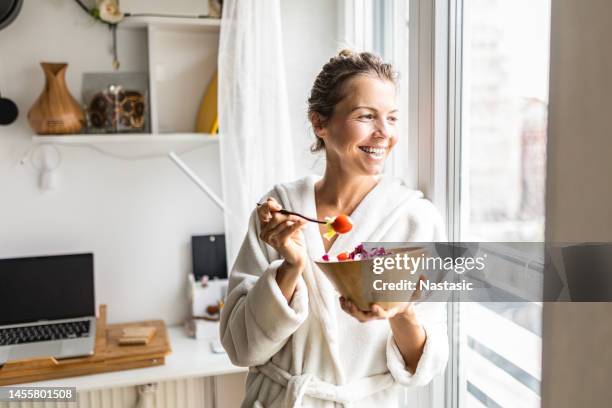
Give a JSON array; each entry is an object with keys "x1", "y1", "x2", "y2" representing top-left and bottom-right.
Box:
[
  {"x1": 455, "y1": 0, "x2": 550, "y2": 407},
  {"x1": 340, "y1": 0, "x2": 412, "y2": 184},
  {"x1": 341, "y1": 1, "x2": 550, "y2": 407}
]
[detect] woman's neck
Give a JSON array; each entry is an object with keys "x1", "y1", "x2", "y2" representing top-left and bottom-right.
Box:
[{"x1": 315, "y1": 167, "x2": 380, "y2": 214}]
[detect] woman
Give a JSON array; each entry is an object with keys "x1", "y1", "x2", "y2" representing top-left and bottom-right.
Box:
[{"x1": 220, "y1": 50, "x2": 448, "y2": 407}]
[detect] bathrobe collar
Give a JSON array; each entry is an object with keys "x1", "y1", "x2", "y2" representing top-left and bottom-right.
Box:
[{"x1": 294, "y1": 175, "x2": 422, "y2": 259}]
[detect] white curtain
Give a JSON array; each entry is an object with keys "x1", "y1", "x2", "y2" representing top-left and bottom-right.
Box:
[{"x1": 219, "y1": 0, "x2": 295, "y2": 266}]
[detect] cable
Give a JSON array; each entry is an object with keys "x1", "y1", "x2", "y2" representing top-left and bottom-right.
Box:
[
  {"x1": 32, "y1": 144, "x2": 62, "y2": 173},
  {"x1": 123, "y1": 13, "x2": 214, "y2": 19},
  {"x1": 20, "y1": 140, "x2": 213, "y2": 165},
  {"x1": 62, "y1": 141, "x2": 212, "y2": 160},
  {"x1": 73, "y1": 0, "x2": 90, "y2": 15}
]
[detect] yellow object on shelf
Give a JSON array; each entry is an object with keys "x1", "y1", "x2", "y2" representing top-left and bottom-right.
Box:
[{"x1": 196, "y1": 71, "x2": 218, "y2": 134}]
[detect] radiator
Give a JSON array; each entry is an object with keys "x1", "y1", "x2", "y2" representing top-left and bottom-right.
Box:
[
  {"x1": 78, "y1": 377, "x2": 212, "y2": 408},
  {"x1": 0, "y1": 375, "x2": 244, "y2": 408}
]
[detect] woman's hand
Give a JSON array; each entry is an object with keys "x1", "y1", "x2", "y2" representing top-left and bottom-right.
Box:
[
  {"x1": 340, "y1": 298, "x2": 414, "y2": 322},
  {"x1": 340, "y1": 275, "x2": 427, "y2": 373},
  {"x1": 339, "y1": 275, "x2": 425, "y2": 322},
  {"x1": 257, "y1": 197, "x2": 307, "y2": 267}
]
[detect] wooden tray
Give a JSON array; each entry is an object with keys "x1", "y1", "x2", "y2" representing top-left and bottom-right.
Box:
[{"x1": 0, "y1": 305, "x2": 172, "y2": 385}]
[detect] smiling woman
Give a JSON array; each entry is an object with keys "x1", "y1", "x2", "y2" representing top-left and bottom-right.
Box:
[{"x1": 219, "y1": 50, "x2": 449, "y2": 407}]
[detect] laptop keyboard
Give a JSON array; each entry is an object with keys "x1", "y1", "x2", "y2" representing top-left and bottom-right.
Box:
[{"x1": 0, "y1": 320, "x2": 91, "y2": 346}]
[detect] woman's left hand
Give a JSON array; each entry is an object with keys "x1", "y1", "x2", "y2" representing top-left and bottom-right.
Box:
[
  {"x1": 340, "y1": 298, "x2": 412, "y2": 321},
  {"x1": 339, "y1": 275, "x2": 425, "y2": 322}
]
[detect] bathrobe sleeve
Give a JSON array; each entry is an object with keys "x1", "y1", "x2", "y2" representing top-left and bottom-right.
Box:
[
  {"x1": 386, "y1": 302, "x2": 449, "y2": 386},
  {"x1": 219, "y1": 205, "x2": 310, "y2": 367},
  {"x1": 386, "y1": 197, "x2": 450, "y2": 386}
]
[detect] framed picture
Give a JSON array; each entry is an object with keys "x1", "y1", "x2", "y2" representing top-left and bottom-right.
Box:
[{"x1": 82, "y1": 72, "x2": 150, "y2": 134}]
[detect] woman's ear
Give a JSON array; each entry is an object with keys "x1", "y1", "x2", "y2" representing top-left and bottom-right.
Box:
[{"x1": 309, "y1": 112, "x2": 328, "y2": 140}]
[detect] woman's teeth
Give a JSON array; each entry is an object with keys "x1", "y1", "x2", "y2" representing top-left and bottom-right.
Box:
[{"x1": 359, "y1": 146, "x2": 386, "y2": 159}]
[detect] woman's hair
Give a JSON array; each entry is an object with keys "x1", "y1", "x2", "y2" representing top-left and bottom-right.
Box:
[{"x1": 307, "y1": 49, "x2": 397, "y2": 152}]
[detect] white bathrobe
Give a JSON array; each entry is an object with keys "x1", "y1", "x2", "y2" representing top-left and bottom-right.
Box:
[{"x1": 220, "y1": 175, "x2": 448, "y2": 407}]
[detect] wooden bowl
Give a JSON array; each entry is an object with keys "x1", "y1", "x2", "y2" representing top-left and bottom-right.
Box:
[{"x1": 315, "y1": 247, "x2": 426, "y2": 310}]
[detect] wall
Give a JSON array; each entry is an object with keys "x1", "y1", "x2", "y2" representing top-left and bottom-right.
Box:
[
  {"x1": 0, "y1": 1, "x2": 338, "y2": 325},
  {"x1": 0, "y1": 0, "x2": 223, "y2": 325},
  {"x1": 542, "y1": 0, "x2": 612, "y2": 406}
]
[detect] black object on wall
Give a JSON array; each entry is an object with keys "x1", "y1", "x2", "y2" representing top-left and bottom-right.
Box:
[
  {"x1": 192, "y1": 235, "x2": 228, "y2": 280},
  {"x1": 0, "y1": 0, "x2": 23, "y2": 31},
  {"x1": 0, "y1": 93, "x2": 18, "y2": 125},
  {"x1": 0, "y1": 0, "x2": 23, "y2": 126}
]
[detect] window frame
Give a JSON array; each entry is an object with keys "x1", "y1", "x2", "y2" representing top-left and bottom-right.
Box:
[
  {"x1": 401, "y1": 0, "x2": 457, "y2": 406},
  {"x1": 339, "y1": 1, "x2": 456, "y2": 407},
  {"x1": 406, "y1": 0, "x2": 466, "y2": 406},
  {"x1": 404, "y1": 0, "x2": 465, "y2": 406},
  {"x1": 407, "y1": 1, "x2": 456, "y2": 408}
]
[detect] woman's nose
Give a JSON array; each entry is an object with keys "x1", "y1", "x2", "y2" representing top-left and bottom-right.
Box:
[{"x1": 374, "y1": 119, "x2": 392, "y2": 139}]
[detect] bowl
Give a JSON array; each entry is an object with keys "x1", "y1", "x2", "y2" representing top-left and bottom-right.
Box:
[{"x1": 314, "y1": 247, "x2": 426, "y2": 310}]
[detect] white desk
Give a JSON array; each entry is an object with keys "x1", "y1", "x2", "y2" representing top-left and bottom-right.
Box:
[{"x1": 20, "y1": 326, "x2": 246, "y2": 392}]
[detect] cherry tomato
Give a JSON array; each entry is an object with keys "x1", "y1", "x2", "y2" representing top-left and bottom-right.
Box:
[
  {"x1": 337, "y1": 252, "x2": 350, "y2": 261},
  {"x1": 332, "y1": 214, "x2": 353, "y2": 234}
]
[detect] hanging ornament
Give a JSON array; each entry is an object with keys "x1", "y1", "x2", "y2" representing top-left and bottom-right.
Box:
[
  {"x1": 111, "y1": 24, "x2": 119, "y2": 70},
  {"x1": 73, "y1": 0, "x2": 124, "y2": 70},
  {"x1": 97, "y1": 0, "x2": 123, "y2": 24}
]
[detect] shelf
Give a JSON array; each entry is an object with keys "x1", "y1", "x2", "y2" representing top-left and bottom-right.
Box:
[
  {"x1": 120, "y1": 16, "x2": 221, "y2": 33},
  {"x1": 32, "y1": 133, "x2": 219, "y2": 145},
  {"x1": 18, "y1": 326, "x2": 245, "y2": 392},
  {"x1": 30, "y1": 134, "x2": 219, "y2": 160}
]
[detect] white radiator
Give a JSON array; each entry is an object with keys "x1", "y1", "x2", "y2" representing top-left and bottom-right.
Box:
[
  {"x1": 0, "y1": 374, "x2": 246, "y2": 408},
  {"x1": 78, "y1": 377, "x2": 211, "y2": 408}
]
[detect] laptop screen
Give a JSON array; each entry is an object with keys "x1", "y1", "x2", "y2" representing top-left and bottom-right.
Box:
[{"x1": 0, "y1": 253, "x2": 95, "y2": 325}]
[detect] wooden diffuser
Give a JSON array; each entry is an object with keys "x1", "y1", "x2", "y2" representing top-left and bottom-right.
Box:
[{"x1": 28, "y1": 62, "x2": 84, "y2": 134}]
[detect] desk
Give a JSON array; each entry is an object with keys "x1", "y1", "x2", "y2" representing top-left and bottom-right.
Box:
[{"x1": 19, "y1": 326, "x2": 247, "y2": 402}]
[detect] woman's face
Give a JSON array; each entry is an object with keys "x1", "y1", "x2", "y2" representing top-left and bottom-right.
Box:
[{"x1": 314, "y1": 75, "x2": 398, "y2": 176}]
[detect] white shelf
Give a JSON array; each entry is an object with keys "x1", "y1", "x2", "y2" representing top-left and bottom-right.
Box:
[
  {"x1": 30, "y1": 134, "x2": 219, "y2": 159},
  {"x1": 120, "y1": 16, "x2": 221, "y2": 33},
  {"x1": 19, "y1": 326, "x2": 245, "y2": 392}
]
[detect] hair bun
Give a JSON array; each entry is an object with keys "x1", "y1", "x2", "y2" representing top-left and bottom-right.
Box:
[{"x1": 338, "y1": 49, "x2": 354, "y2": 58}]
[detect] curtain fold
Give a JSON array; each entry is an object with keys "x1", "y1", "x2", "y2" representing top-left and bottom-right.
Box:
[{"x1": 219, "y1": 0, "x2": 295, "y2": 266}]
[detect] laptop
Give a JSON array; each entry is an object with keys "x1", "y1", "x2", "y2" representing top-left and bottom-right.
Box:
[{"x1": 0, "y1": 253, "x2": 97, "y2": 365}]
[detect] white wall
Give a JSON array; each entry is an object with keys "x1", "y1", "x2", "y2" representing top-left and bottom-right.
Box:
[
  {"x1": 543, "y1": 0, "x2": 612, "y2": 406},
  {"x1": 0, "y1": 1, "x2": 223, "y2": 325},
  {"x1": 0, "y1": 1, "x2": 338, "y2": 325}
]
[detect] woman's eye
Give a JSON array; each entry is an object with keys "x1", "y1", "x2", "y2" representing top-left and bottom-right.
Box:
[
  {"x1": 359, "y1": 114, "x2": 374, "y2": 120},
  {"x1": 388, "y1": 116, "x2": 398, "y2": 123}
]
